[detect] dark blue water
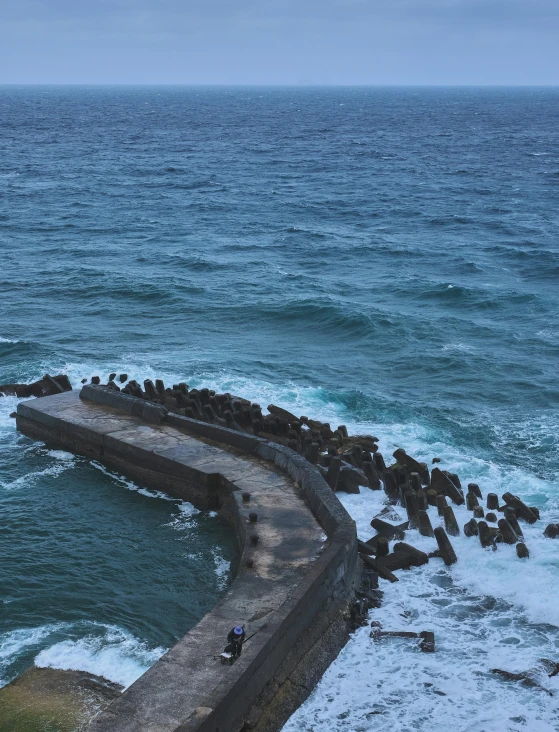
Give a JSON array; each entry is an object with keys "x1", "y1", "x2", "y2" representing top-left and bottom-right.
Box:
[
  {"x1": 2, "y1": 87, "x2": 558, "y2": 473},
  {"x1": 1, "y1": 87, "x2": 558, "y2": 704},
  {"x1": 0, "y1": 435, "x2": 235, "y2": 687}
]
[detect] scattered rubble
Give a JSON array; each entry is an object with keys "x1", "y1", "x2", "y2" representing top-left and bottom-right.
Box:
[
  {"x1": 502, "y1": 492, "x2": 539, "y2": 525},
  {"x1": 0, "y1": 374, "x2": 72, "y2": 398},
  {"x1": 370, "y1": 622, "x2": 435, "y2": 653},
  {"x1": 491, "y1": 658, "x2": 559, "y2": 696}
]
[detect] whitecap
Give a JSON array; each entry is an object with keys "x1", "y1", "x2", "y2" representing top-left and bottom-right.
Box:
[
  {"x1": 0, "y1": 624, "x2": 60, "y2": 667},
  {"x1": 0, "y1": 460, "x2": 76, "y2": 491},
  {"x1": 46, "y1": 449, "x2": 75, "y2": 461},
  {"x1": 211, "y1": 549, "x2": 231, "y2": 590},
  {"x1": 34, "y1": 625, "x2": 165, "y2": 689},
  {"x1": 441, "y1": 343, "x2": 475, "y2": 353},
  {"x1": 536, "y1": 329, "x2": 559, "y2": 340},
  {"x1": 89, "y1": 461, "x2": 204, "y2": 534},
  {"x1": 89, "y1": 461, "x2": 178, "y2": 502},
  {"x1": 0, "y1": 623, "x2": 67, "y2": 687}
]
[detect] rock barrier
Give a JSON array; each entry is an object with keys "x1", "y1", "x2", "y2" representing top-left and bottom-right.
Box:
[{"x1": 45, "y1": 374, "x2": 549, "y2": 576}]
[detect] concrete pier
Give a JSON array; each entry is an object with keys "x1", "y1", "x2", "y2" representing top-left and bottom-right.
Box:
[{"x1": 17, "y1": 389, "x2": 359, "y2": 732}]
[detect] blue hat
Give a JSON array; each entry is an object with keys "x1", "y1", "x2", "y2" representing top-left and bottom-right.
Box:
[{"x1": 233, "y1": 626, "x2": 243, "y2": 635}]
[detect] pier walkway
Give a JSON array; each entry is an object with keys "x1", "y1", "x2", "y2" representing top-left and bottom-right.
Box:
[{"x1": 17, "y1": 389, "x2": 358, "y2": 732}]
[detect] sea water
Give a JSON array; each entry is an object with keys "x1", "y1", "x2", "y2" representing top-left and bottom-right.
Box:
[
  {"x1": 1, "y1": 86, "x2": 558, "y2": 728},
  {"x1": 0, "y1": 394, "x2": 235, "y2": 688}
]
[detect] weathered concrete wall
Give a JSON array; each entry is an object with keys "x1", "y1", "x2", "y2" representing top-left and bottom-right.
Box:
[{"x1": 16, "y1": 388, "x2": 360, "y2": 732}]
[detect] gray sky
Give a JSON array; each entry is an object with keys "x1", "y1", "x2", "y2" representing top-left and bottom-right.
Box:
[{"x1": 1, "y1": 0, "x2": 558, "y2": 85}]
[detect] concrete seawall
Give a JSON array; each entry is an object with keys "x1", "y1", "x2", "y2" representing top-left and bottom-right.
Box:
[{"x1": 16, "y1": 387, "x2": 360, "y2": 732}]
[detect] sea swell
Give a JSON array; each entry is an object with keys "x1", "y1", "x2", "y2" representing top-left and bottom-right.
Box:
[{"x1": 1, "y1": 86, "x2": 558, "y2": 727}]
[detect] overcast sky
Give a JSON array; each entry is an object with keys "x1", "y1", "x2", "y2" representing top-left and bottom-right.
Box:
[{"x1": 1, "y1": 0, "x2": 558, "y2": 85}]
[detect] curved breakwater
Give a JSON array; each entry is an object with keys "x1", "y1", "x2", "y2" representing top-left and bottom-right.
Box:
[
  {"x1": 15, "y1": 385, "x2": 360, "y2": 732},
  {"x1": 5, "y1": 370, "x2": 559, "y2": 731}
]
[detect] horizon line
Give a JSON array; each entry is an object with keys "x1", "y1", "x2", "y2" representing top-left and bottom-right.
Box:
[{"x1": 0, "y1": 83, "x2": 558, "y2": 88}]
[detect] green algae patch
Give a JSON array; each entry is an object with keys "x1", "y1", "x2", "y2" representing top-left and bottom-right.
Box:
[{"x1": 0, "y1": 667, "x2": 122, "y2": 732}]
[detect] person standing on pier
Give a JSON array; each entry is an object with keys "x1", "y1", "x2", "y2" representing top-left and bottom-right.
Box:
[{"x1": 225, "y1": 626, "x2": 246, "y2": 658}]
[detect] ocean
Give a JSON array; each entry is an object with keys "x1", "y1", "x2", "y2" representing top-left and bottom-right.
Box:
[{"x1": 1, "y1": 86, "x2": 558, "y2": 729}]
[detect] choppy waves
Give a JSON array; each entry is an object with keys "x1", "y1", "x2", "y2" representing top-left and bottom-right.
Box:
[
  {"x1": 284, "y1": 489, "x2": 559, "y2": 731},
  {"x1": 34, "y1": 625, "x2": 165, "y2": 689},
  {"x1": 0, "y1": 622, "x2": 163, "y2": 689}
]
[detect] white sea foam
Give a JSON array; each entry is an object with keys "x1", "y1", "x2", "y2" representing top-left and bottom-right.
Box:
[
  {"x1": 90, "y1": 461, "x2": 176, "y2": 502},
  {"x1": 55, "y1": 362, "x2": 187, "y2": 393},
  {"x1": 186, "y1": 372, "x2": 340, "y2": 420},
  {"x1": 283, "y1": 488, "x2": 559, "y2": 732},
  {"x1": 0, "y1": 405, "x2": 78, "y2": 487},
  {"x1": 178, "y1": 501, "x2": 201, "y2": 517},
  {"x1": 185, "y1": 374, "x2": 559, "y2": 731},
  {"x1": 90, "y1": 461, "x2": 204, "y2": 534},
  {"x1": 441, "y1": 342, "x2": 475, "y2": 353},
  {"x1": 0, "y1": 460, "x2": 76, "y2": 491},
  {"x1": 347, "y1": 422, "x2": 559, "y2": 628},
  {"x1": 0, "y1": 395, "x2": 20, "y2": 428},
  {"x1": 34, "y1": 625, "x2": 165, "y2": 689},
  {"x1": 0, "y1": 337, "x2": 19, "y2": 343},
  {"x1": 0, "y1": 621, "x2": 165, "y2": 690},
  {"x1": 0, "y1": 625, "x2": 60, "y2": 671},
  {"x1": 46, "y1": 449, "x2": 75, "y2": 461},
  {"x1": 283, "y1": 419, "x2": 559, "y2": 730},
  {"x1": 166, "y1": 500, "x2": 202, "y2": 532},
  {"x1": 211, "y1": 549, "x2": 231, "y2": 590}
]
